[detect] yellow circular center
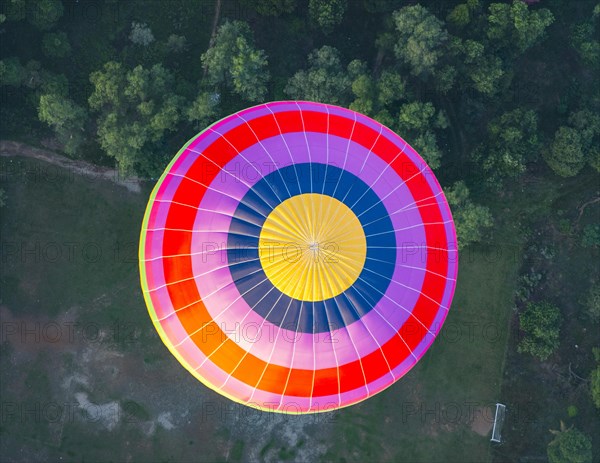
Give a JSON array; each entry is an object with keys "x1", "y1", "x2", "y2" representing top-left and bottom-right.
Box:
[{"x1": 258, "y1": 193, "x2": 367, "y2": 301}]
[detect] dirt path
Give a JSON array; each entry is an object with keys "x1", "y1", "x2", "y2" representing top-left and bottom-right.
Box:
[{"x1": 0, "y1": 140, "x2": 143, "y2": 193}]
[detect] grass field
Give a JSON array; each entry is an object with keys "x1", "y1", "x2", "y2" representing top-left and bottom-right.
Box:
[{"x1": 0, "y1": 156, "x2": 523, "y2": 462}]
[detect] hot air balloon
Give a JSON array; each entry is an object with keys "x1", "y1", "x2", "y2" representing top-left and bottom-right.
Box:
[{"x1": 139, "y1": 101, "x2": 458, "y2": 414}]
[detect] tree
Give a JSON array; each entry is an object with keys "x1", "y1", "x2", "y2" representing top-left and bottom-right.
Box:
[
  {"x1": 569, "y1": 109, "x2": 600, "y2": 173},
  {"x1": 444, "y1": 181, "x2": 493, "y2": 249},
  {"x1": 584, "y1": 283, "x2": 600, "y2": 322},
  {"x1": 545, "y1": 127, "x2": 585, "y2": 177},
  {"x1": 590, "y1": 148, "x2": 600, "y2": 173},
  {"x1": 0, "y1": 57, "x2": 66, "y2": 113},
  {"x1": 452, "y1": 39, "x2": 507, "y2": 96},
  {"x1": 42, "y1": 32, "x2": 72, "y2": 59},
  {"x1": 129, "y1": 22, "x2": 155, "y2": 47},
  {"x1": 547, "y1": 423, "x2": 592, "y2": 463},
  {"x1": 545, "y1": 110, "x2": 600, "y2": 176},
  {"x1": 201, "y1": 21, "x2": 269, "y2": 102},
  {"x1": 581, "y1": 225, "x2": 600, "y2": 248},
  {"x1": 362, "y1": 0, "x2": 402, "y2": 14},
  {"x1": 244, "y1": 0, "x2": 296, "y2": 16},
  {"x1": 348, "y1": 65, "x2": 406, "y2": 117},
  {"x1": 447, "y1": 1, "x2": 481, "y2": 28},
  {"x1": 462, "y1": 38, "x2": 485, "y2": 63},
  {"x1": 412, "y1": 131, "x2": 443, "y2": 171},
  {"x1": 21, "y1": 60, "x2": 44, "y2": 89},
  {"x1": 89, "y1": 62, "x2": 184, "y2": 175},
  {"x1": 474, "y1": 108, "x2": 539, "y2": 186},
  {"x1": 285, "y1": 46, "x2": 352, "y2": 105},
  {"x1": 487, "y1": 0, "x2": 554, "y2": 54},
  {"x1": 572, "y1": 22, "x2": 600, "y2": 69},
  {"x1": 593, "y1": 366, "x2": 600, "y2": 409},
  {"x1": 148, "y1": 95, "x2": 181, "y2": 140},
  {"x1": 447, "y1": 4, "x2": 470, "y2": 28},
  {"x1": 518, "y1": 301, "x2": 561, "y2": 361},
  {"x1": 38, "y1": 93, "x2": 88, "y2": 155},
  {"x1": 570, "y1": 4, "x2": 600, "y2": 68},
  {"x1": 187, "y1": 91, "x2": 219, "y2": 128},
  {"x1": 309, "y1": 0, "x2": 347, "y2": 34},
  {"x1": 231, "y1": 39, "x2": 270, "y2": 102},
  {"x1": 377, "y1": 70, "x2": 406, "y2": 106},
  {"x1": 203, "y1": 21, "x2": 250, "y2": 85},
  {"x1": 392, "y1": 5, "x2": 448, "y2": 77},
  {"x1": 397, "y1": 101, "x2": 441, "y2": 132},
  {"x1": 569, "y1": 110, "x2": 600, "y2": 145},
  {"x1": 467, "y1": 52, "x2": 505, "y2": 96},
  {"x1": 166, "y1": 34, "x2": 188, "y2": 53},
  {"x1": 0, "y1": 57, "x2": 26, "y2": 87},
  {"x1": 396, "y1": 101, "x2": 448, "y2": 169},
  {"x1": 373, "y1": 109, "x2": 395, "y2": 129},
  {"x1": 38, "y1": 71, "x2": 68, "y2": 97},
  {"x1": 28, "y1": 0, "x2": 64, "y2": 30},
  {"x1": 349, "y1": 73, "x2": 376, "y2": 115},
  {"x1": 89, "y1": 61, "x2": 126, "y2": 109},
  {"x1": 3, "y1": 0, "x2": 26, "y2": 22},
  {"x1": 592, "y1": 348, "x2": 600, "y2": 409},
  {"x1": 434, "y1": 65, "x2": 457, "y2": 94}
]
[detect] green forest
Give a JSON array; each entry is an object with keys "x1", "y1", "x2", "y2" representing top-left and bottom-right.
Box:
[{"x1": 1, "y1": 0, "x2": 599, "y2": 462}]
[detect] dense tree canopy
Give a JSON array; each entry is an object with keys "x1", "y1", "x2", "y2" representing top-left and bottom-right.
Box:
[
  {"x1": 592, "y1": 348, "x2": 600, "y2": 409},
  {"x1": 129, "y1": 22, "x2": 155, "y2": 47},
  {"x1": 545, "y1": 127, "x2": 585, "y2": 177},
  {"x1": 547, "y1": 424, "x2": 593, "y2": 463},
  {"x1": 545, "y1": 110, "x2": 600, "y2": 177},
  {"x1": 186, "y1": 91, "x2": 219, "y2": 129},
  {"x1": 394, "y1": 101, "x2": 448, "y2": 168},
  {"x1": 88, "y1": 62, "x2": 184, "y2": 175},
  {"x1": 0, "y1": 57, "x2": 26, "y2": 87},
  {"x1": 201, "y1": 21, "x2": 270, "y2": 102},
  {"x1": 285, "y1": 46, "x2": 352, "y2": 104},
  {"x1": 444, "y1": 181, "x2": 493, "y2": 249},
  {"x1": 585, "y1": 283, "x2": 600, "y2": 323},
  {"x1": 518, "y1": 301, "x2": 561, "y2": 361},
  {"x1": 38, "y1": 93, "x2": 88, "y2": 155},
  {"x1": 392, "y1": 5, "x2": 448, "y2": 77},
  {"x1": 456, "y1": 39, "x2": 506, "y2": 96},
  {"x1": 474, "y1": 108, "x2": 540, "y2": 186},
  {"x1": 571, "y1": 4, "x2": 600, "y2": 69},
  {"x1": 28, "y1": 0, "x2": 64, "y2": 30},
  {"x1": 309, "y1": 0, "x2": 347, "y2": 34},
  {"x1": 348, "y1": 67, "x2": 406, "y2": 117},
  {"x1": 42, "y1": 32, "x2": 71, "y2": 59},
  {"x1": 447, "y1": 1, "x2": 480, "y2": 28},
  {"x1": 487, "y1": 0, "x2": 554, "y2": 54},
  {"x1": 376, "y1": 70, "x2": 406, "y2": 107},
  {"x1": 247, "y1": 0, "x2": 297, "y2": 16}
]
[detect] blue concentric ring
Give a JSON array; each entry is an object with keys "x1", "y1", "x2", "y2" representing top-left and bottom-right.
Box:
[{"x1": 226, "y1": 163, "x2": 396, "y2": 333}]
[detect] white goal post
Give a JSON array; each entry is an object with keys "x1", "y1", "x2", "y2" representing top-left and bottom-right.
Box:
[{"x1": 491, "y1": 403, "x2": 506, "y2": 443}]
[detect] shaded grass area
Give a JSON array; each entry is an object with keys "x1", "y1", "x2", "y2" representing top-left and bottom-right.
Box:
[
  {"x1": 0, "y1": 157, "x2": 146, "y2": 323},
  {"x1": 0, "y1": 157, "x2": 228, "y2": 461}
]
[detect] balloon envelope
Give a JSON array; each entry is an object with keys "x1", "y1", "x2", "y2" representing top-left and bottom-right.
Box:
[{"x1": 139, "y1": 101, "x2": 458, "y2": 413}]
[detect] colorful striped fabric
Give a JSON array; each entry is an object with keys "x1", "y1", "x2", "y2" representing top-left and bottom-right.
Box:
[{"x1": 139, "y1": 101, "x2": 458, "y2": 414}]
